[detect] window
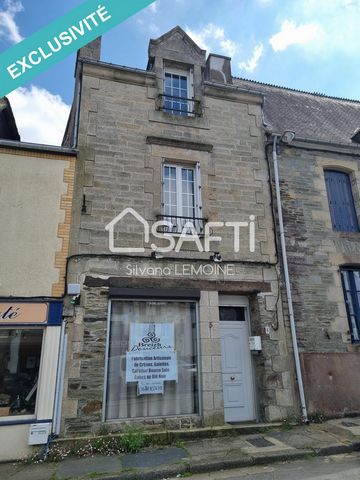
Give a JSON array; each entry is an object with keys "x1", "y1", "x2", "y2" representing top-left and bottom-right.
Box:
[
  {"x1": 0, "y1": 329, "x2": 43, "y2": 417},
  {"x1": 341, "y1": 269, "x2": 360, "y2": 343},
  {"x1": 324, "y1": 170, "x2": 359, "y2": 232},
  {"x1": 219, "y1": 307, "x2": 246, "y2": 322},
  {"x1": 105, "y1": 300, "x2": 199, "y2": 420},
  {"x1": 164, "y1": 71, "x2": 189, "y2": 116},
  {"x1": 162, "y1": 67, "x2": 194, "y2": 116},
  {"x1": 161, "y1": 163, "x2": 204, "y2": 234}
]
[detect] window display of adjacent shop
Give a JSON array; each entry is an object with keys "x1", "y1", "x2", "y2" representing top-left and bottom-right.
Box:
[
  {"x1": 0, "y1": 329, "x2": 43, "y2": 417},
  {"x1": 105, "y1": 300, "x2": 199, "y2": 420}
]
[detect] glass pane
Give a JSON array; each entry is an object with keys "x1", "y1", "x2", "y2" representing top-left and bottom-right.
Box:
[
  {"x1": 350, "y1": 316, "x2": 360, "y2": 341},
  {"x1": 342, "y1": 270, "x2": 350, "y2": 290},
  {"x1": 219, "y1": 307, "x2": 246, "y2": 322},
  {"x1": 180, "y1": 76, "x2": 187, "y2": 89},
  {"x1": 106, "y1": 301, "x2": 198, "y2": 419},
  {"x1": 0, "y1": 329, "x2": 43, "y2": 417},
  {"x1": 172, "y1": 76, "x2": 180, "y2": 88},
  {"x1": 354, "y1": 271, "x2": 360, "y2": 291},
  {"x1": 346, "y1": 291, "x2": 355, "y2": 315},
  {"x1": 165, "y1": 74, "x2": 171, "y2": 87}
]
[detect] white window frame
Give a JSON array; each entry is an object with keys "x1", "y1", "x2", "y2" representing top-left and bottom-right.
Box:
[
  {"x1": 161, "y1": 162, "x2": 203, "y2": 234},
  {"x1": 163, "y1": 66, "x2": 194, "y2": 116}
]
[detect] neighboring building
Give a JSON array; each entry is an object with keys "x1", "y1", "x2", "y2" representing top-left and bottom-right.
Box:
[
  {"x1": 234, "y1": 78, "x2": 360, "y2": 416},
  {"x1": 61, "y1": 27, "x2": 297, "y2": 438},
  {"x1": 0, "y1": 97, "x2": 20, "y2": 141},
  {"x1": 0, "y1": 105, "x2": 77, "y2": 460}
]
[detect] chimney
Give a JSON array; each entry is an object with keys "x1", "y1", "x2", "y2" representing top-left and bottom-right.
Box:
[
  {"x1": 77, "y1": 37, "x2": 102, "y2": 62},
  {"x1": 205, "y1": 54, "x2": 232, "y2": 84}
]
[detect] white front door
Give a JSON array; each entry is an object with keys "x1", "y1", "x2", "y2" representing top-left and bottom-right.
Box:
[{"x1": 220, "y1": 302, "x2": 255, "y2": 423}]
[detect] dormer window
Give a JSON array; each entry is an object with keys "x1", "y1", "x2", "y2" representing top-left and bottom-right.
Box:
[{"x1": 163, "y1": 67, "x2": 193, "y2": 116}]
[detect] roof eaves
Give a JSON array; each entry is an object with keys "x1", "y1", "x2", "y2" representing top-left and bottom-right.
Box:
[{"x1": 232, "y1": 76, "x2": 360, "y2": 104}]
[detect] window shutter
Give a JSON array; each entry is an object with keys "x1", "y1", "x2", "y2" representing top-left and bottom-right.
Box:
[
  {"x1": 324, "y1": 170, "x2": 359, "y2": 232},
  {"x1": 189, "y1": 68, "x2": 194, "y2": 98},
  {"x1": 195, "y1": 162, "x2": 202, "y2": 216}
]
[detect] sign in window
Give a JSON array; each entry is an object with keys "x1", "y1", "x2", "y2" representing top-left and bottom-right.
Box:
[{"x1": 105, "y1": 301, "x2": 199, "y2": 420}]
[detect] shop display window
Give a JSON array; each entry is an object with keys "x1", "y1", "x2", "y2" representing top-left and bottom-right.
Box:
[
  {"x1": 105, "y1": 301, "x2": 199, "y2": 420},
  {"x1": 0, "y1": 329, "x2": 43, "y2": 417}
]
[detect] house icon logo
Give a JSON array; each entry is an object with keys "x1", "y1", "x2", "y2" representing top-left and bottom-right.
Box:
[{"x1": 105, "y1": 208, "x2": 150, "y2": 253}]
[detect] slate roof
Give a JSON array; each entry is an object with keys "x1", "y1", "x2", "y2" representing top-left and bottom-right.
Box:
[{"x1": 232, "y1": 77, "x2": 360, "y2": 148}]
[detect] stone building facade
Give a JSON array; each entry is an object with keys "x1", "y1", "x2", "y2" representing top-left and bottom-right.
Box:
[
  {"x1": 234, "y1": 78, "x2": 360, "y2": 416},
  {"x1": 61, "y1": 27, "x2": 297, "y2": 437}
]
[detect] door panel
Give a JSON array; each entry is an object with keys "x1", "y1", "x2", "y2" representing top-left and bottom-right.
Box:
[{"x1": 220, "y1": 309, "x2": 255, "y2": 423}]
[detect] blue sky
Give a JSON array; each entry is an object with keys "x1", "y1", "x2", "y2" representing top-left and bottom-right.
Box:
[{"x1": 1, "y1": 0, "x2": 359, "y2": 145}]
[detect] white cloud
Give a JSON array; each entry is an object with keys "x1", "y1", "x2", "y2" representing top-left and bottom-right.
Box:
[
  {"x1": 0, "y1": 0, "x2": 24, "y2": 44},
  {"x1": 269, "y1": 20, "x2": 323, "y2": 52},
  {"x1": 186, "y1": 23, "x2": 238, "y2": 57},
  {"x1": 148, "y1": 1, "x2": 159, "y2": 13},
  {"x1": 270, "y1": 1, "x2": 360, "y2": 57},
  {"x1": 239, "y1": 43, "x2": 264, "y2": 73},
  {"x1": 8, "y1": 86, "x2": 70, "y2": 146}
]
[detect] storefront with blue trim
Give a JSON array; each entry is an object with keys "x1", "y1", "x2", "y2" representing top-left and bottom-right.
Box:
[{"x1": 0, "y1": 300, "x2": 64, "y2": 461}]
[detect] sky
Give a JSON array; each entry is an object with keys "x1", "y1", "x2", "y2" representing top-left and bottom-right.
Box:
[{"x1": 0, "y1": 0, "x2": 359, "y2": 145}]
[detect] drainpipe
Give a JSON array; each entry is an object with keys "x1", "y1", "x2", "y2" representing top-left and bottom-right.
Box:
[
  {"x1": 52, "y1": 320, "x2": 68, "y2": 436},
  {"x1": 271, "y1": 134, "x2": 308, "y2": 422}
]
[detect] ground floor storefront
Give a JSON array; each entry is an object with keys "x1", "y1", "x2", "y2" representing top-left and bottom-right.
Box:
[
  {"x1": 0, "y1": 300, "x2": 64, "y2": 461},
  {"x1": 61, "y1": 258, "x2": 297, "y2": 437}
]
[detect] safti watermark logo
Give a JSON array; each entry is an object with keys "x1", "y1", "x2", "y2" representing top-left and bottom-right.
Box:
[{"x1": 105, "y1": 208, "x2": 256, "y2": 254}]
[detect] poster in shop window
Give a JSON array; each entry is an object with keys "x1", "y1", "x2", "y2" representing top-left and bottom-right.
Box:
[{"x1": 125, "y1": 323, "x2": 177, "y2": 395}]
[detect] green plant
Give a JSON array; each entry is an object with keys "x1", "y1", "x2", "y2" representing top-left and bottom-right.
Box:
[
  {"x1": 96, "y1": 424, "x2": 111, "y2": 436},
  {"x1": 120, "y1": 425, "x2": 147, "y2": 453},
  {"x1": 308, "y1": 411, "x2": 326, "y2": 424},
  {"x1": 281, "y1": 415, "x2": 300, "y2": 430}
]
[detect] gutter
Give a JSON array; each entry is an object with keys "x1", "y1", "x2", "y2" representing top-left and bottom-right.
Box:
[
  {"x1": 287, "y1": 136, "x2": 360, "y2": 156},
  {"x1": 271, "y1": 134, "x2": 308, "y2": 422},
  {"x1": 0, "y1": 138, "x2": 77, "y2": 155},
  {"x1": 204, "y1": 80, "x2": 264, "y2": 102}
]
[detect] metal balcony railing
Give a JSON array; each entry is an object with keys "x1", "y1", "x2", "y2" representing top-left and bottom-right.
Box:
[
  {"x1": 156, "y1": 94, "x2": 203, "y2": 117},
  {"x1": 156, "y1": 215, "x2": 207, "y2": 235}
]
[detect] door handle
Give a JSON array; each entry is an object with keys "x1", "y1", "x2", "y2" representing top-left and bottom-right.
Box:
[{"x1": 230, "y1": 376, "x2": 235, "y2": 381}]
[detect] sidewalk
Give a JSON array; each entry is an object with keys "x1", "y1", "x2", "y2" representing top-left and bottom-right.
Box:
[{"x1": 1, "y1": 417, "x2": 360, "y2": 480}]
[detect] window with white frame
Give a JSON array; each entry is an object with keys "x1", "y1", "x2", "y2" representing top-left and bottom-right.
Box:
[
  {"x1": 161, "y1": 163, "x2": 204, "y2": 234},
  {"x1": 163, "y1": 68, "x2": 193, "y2": 116}
]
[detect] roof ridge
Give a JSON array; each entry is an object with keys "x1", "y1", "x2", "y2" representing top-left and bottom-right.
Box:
[{"x1": 232, "y1": 76, "x2": 360, "y2": 105}]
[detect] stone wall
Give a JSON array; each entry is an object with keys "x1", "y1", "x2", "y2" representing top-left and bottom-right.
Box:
[
  {"x1": 275, "y1": 145, "x2": 360, "y2": 414},
  {"x1": 62, "y1": 29, "x2": 298, "y2": 436},
  {"x1": 62, "y1": 256, "x2": 297, "y2": 436}
]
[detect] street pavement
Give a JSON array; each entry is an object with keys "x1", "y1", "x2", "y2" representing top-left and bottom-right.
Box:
[
  {"x1": 0, "y1": 417, "x2": 360, "y2": 479},
  {"x1": 171, "y1": 452, "x2": 360, "y2": 480}
]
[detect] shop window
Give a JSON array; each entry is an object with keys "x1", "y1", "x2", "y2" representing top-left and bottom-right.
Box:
[
  {"x1": 0, "y1": 329, "x2": 43, "y2": 417},
  {"x1": 324, "y1": 170, "x2": 359, "y2": 232},
  {"x1": 341, "y1": 268, "x2": 360, "y2": 343},
  {"x1": 105, "y1": 300, "x2": 199, "y2": 420},
  {"x1": 159, "y1": 163, "x2": 205, "y2": 235}
]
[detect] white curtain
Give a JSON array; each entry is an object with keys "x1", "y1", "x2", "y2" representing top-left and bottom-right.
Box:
[{"x1": 106, "y1": 301, "x2": 198, "y2": 420}]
